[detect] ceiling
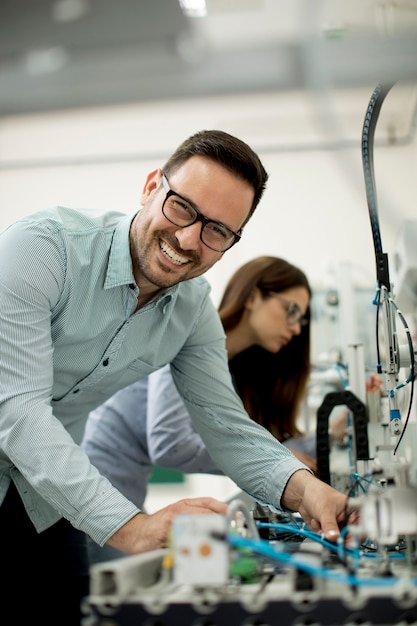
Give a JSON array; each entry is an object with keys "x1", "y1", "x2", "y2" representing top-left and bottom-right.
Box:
[{"x1": 1, "y1": 0, "x2": 417, "y2": 117}]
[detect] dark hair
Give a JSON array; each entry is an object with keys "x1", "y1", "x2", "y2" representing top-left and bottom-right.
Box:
[
  {"x1": 219, "y1": 256, "x2": 312, "y2": 441},
  {"x1": 163, "y1": 130, "x2": 268, "y2": 225}
]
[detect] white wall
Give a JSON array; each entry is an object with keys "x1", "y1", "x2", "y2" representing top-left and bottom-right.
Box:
[{"x1": 1, "y1": 90, "x2": 416, "y2": 306}]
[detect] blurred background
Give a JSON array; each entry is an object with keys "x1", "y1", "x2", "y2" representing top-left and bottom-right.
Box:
[{"x1": 1, "y1": 0, "x2": 417, "y2": 508}]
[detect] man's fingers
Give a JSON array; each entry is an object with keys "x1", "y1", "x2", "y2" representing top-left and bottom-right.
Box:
[{"x1": 182, "y1": 497, "x2": 228, "y2": 514}]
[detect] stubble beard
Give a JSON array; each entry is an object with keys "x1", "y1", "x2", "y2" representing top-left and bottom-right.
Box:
[
  {"x1": 131, "y1": 210, "x2": 220, "y2": 289},
  {"x1": 133, "y1": 229, "x2": 195, "y2": 289}
]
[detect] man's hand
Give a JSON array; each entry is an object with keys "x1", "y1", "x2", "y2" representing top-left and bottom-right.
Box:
[
  {"x1": 107, "y1": 496, "x2": 228, "y2": 554},
  {"x1": 281, "y1": 469, "x2": 356, "y2": 540}
]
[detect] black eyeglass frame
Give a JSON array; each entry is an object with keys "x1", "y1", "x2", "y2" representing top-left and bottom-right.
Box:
[{"x1": 161, "y1": 174, "x2": 242, "y2": 252}]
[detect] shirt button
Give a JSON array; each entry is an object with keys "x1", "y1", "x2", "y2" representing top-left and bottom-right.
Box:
[
  {"x1": 103, "y1": 358, "x2": 109, "y2": 366},
  {"x1": 73, "y1": 389, "x2": 79, "y2": 394},
  {"x1": 129, "y1": 283, "x2": 136, "y2": 289}
]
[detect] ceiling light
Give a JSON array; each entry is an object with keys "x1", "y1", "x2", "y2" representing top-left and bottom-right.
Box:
[
  {"x1": 52, "y1": 0, "x2": 90, "y2": 23},
  {"x1": 24, "y1": 47, "x2": 69, "y2": 76},
  {"x1": 179, "y1": 0, "x2": 207, "y2": 18}
]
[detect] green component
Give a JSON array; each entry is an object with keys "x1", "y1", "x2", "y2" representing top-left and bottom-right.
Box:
[{"x1": 230, "y1": 556, "x2": 260, "y2": 583}]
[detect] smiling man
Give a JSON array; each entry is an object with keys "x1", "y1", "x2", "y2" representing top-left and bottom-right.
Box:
[
  {"x1": 130, "y1": 149, "x2": 255, "y2": 297},
  {"x1": 0, "y1": 130, "x2": 350, "y2": 624}
]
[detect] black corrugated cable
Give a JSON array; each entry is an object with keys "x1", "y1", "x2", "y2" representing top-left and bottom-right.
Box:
[
  {"x1": 362, "y1": 81, "x2": 416, "y2": 457},
  {"x1": 361, "y1": 81, "x2": 396, "y2": 289}
]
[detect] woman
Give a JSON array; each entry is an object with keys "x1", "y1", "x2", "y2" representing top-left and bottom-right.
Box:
[{"x1": 218, "y1": 256, "x2": 313, "y2": 463}]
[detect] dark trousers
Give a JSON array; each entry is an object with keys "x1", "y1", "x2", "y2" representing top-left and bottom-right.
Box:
[{"x1": 1, "y1": 481, "x2": 90, "y2": 625}]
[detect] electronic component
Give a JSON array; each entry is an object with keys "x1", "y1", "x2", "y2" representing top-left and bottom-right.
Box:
[{"x1": 172, "y1": 513, "x2": 229, "y2": 586}]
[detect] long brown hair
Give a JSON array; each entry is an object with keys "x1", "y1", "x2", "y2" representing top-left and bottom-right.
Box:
[{"x1": 219, "y1": 256, "x2": 311, "y2": 441}]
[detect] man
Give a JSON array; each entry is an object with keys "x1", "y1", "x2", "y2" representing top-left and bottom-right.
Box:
[{"x1": 0, "y1": 130, "x2": 349, "y2": 624}]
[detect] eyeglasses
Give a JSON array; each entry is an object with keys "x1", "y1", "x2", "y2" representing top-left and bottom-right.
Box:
[
  {"x1": 161, "y1": 174, "x2": 242, "y2": 252},
  {"x1": 271, "y1": 293, "x2": 309, "y2": 327}
]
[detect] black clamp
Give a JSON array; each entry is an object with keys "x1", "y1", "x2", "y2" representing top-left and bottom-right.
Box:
[{"x1": 316, "y1": 390, "x2": 370, "y2": 485}]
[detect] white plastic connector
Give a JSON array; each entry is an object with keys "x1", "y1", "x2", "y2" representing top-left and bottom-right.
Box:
[{"x1": 172, "y1": 513, "x2": 229, "y2": 586}]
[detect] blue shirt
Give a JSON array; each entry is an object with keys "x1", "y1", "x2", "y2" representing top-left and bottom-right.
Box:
[
  {"x1": 82, "y1": 366, "x2": 223, "y2": 510},
  {"x1": 0, "y1": 206, "x2": 306, "y2": 547},
  {"x1": 82, "y1": 364, "x2": 316, "y2": 510}
]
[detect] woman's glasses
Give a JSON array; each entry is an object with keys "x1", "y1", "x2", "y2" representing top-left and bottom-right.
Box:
[{"x1": 270, "y1": 293, "x2": 309, "y2": 327}]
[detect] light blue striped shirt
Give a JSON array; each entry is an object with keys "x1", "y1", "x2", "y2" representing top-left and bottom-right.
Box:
[{"x1": 0, "y1": 206, "x2": 306, "y2": 547}]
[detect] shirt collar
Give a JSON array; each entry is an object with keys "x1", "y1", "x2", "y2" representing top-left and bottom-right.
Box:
[
  {"x1": 103, "y1": 211, "x2": 180, "y2": 301},
  {"x1": 104, "y1": 212, "x2": 137, "y2": 289}
]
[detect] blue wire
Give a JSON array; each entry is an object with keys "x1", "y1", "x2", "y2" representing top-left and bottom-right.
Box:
[
  {"x1": 227, "y1": 533, "x2": 411, "y2": 587},
  {"x1": 256, "y1": 522, "x2": 406, "y2": 562}
]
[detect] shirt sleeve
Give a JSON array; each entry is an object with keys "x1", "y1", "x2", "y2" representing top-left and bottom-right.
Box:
[
  {"x1": 0, "y1": 219, "x2": 139, "y2": 544},
  {"x1": 147, "y1": 364, "x2": 223, "y2": 474},
  {"x1": 169, "y1": 294, "x2": 310, "y2": 509}
]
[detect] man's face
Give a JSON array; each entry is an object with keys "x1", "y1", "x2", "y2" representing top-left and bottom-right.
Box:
[{"x1": 130, "y1": 155, "x2": 255, "y2": 290}]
